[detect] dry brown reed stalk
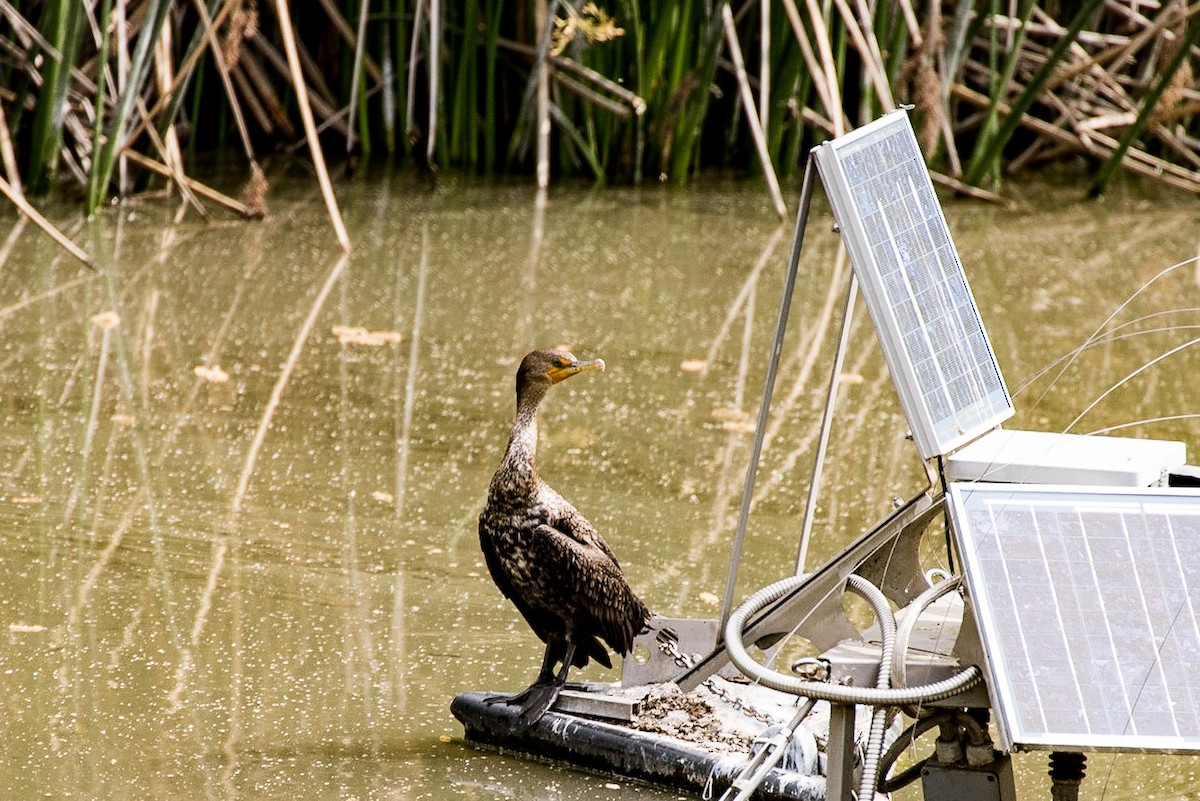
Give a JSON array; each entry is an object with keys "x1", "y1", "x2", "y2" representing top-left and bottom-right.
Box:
[
  {"x1": 759, "y1": 0, "x2": 770, "y2": 133},
  {"x1": 313, "y1": 0, "x2": 385, "y2": 83},
  {"x1": 0, "y1": 101, "x2": 21, "y2": 192},
  {"x1": 952, "y1": 83, "x2": 1200, "y2": 194},
  {"x1": 831, "y1": 0, "x2": 895, "y2": 110},
  {"x1": 230, "y1": 61, "x2": 280, "y2": 134},
  {"x1": 137, "y1": 100, "x2": 211, "y2": 219},
  {"x1": 0, "y1": 175, "x2": 93, "y2": 267},
  {"x1": 428, "y1": 0, "x2": 442, "y2": 168},
  {"x1": 536, "y1": 0, "x2": 550, "y2": 188},
  {"x1": 493, "y1": 35, "x2": 647, "y2": 113},
  {"x1": 247, "y1": 32, "x2": 352, "y2": 136},
  {"x1": 187, "y1": 0, "x2": 261, "y2": 169},
  {"x1": 928, "y1": 170, "x2": 1011, "y2": 205},
  {"x1": 270, "y1": 0, "x2": 350, "y2": 251},
  {"x1": 404, "y1": 0, "x2": 425, "y2": 145},
  {"x1": 122, "y1": 149, "x2": 252, "y2": 215},
  {"x1": 779, "y1": 0, "x2": 841, "y2": 134},
  {"x1": 721, "y1": 3, "x2": 788, "y2": 221},
  {"x1": 800, "y1": 0, "x2": 847, "y2": 134}
]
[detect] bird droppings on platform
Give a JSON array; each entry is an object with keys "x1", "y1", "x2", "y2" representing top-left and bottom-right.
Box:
[{"x1": 631, "y1": 683, "x2": 755, "y2": 752}]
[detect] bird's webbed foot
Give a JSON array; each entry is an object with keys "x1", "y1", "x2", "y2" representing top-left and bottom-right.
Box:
[
  {"x1": 515, "y1": 681, "x2": 563, "y2": 725},
  {"x1": 482, "y1": 680, "x2": 563, "y2": 725},
  {"x1": 482, "y1": 682, "x2": 543, "y2": 708}
]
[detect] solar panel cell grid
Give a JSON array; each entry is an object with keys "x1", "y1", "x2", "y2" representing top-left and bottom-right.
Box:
[
  {"x1": 813, "y1": 110, "x2": 1012, "y2": 457},
  {"x1": 950, "y1": 484, "x2": 1200, "y2": 752}
]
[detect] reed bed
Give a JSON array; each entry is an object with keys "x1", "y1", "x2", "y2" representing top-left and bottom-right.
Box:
[{"x1": 2, "y1": 0, "x2": 1198, "y2": 247}]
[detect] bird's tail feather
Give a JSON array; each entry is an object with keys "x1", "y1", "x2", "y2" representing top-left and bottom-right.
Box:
[{"x1": 577, "y1": 635, "x2": 611, "y2": 669}]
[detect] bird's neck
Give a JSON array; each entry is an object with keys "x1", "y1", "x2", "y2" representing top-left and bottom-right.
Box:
[{"x1": 494, "y1": 394, "x2": 543, "y2": 500}]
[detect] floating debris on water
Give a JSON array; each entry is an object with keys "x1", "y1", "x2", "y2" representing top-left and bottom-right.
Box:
[
  {"x1": 711, "y1": 406, "x2": 755, "y2": 433},
  {"x1": 194, "y1": 364, "x2": 230, "y2": 384},
  {"x1": 332, "y1": 325, "x2": 403, "y2": 346},
  {"x1": 91, "y1": 311, "x2": 120, "y2": 329}
]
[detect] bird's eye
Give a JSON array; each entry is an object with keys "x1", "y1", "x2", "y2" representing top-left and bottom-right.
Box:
[{"x1": 552, "y1": 357, "x2": 566, "y2": 367}]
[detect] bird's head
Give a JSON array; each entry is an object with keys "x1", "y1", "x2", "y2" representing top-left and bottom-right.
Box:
[{"x1": 515, "y1": 348, "x2": 605, "y2": 407}]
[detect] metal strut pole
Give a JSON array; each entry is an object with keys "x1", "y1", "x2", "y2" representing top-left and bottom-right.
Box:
[
  {"x1": 795, "y1": 270, "x2": 858, "y2": 575},
  {"x1": 718, "y1": 153, "x2": 819, "y2": 636}
]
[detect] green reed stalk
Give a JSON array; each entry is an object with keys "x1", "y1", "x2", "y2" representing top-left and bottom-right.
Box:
[
  {"x1": 963, "y1": 0, "x2": 1035, "y2": 187},
  {"x1": 86, "y1": 0, "x2": 115, "y2": 209},
  {"x1": 450, "y1": 0, "x2": 480, "y2": 167},
  {"x1": 28, "y1": 0, "x2": 85, "y2": 195},
  {"x1": 380, "y1": 2, "x2": 396, "y2": 155},
  {"x1": 1088, "y1": 14, "x2": 1200, "y2": 197},
  {"x1": 86, "y1": 0, "x2": 173, "y2": 214},
  {"x1": 483, "y1": 0, "x2": 504, "y2": 171},
  {"x1": 963, "y1": 0, "x2": 1106, "y2": 187},
  {"x1": 669, "y1": 9, "x2": 724, "y2": 180}
]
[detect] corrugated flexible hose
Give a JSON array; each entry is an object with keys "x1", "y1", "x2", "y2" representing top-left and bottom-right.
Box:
[{"x1": 723, "y1": 573, "x2": 983, "y2": 798}]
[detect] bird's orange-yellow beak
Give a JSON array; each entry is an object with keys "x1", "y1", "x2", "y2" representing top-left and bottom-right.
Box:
[{"x1": 547, "y1": 356, "x2": 605, "y2": 384}]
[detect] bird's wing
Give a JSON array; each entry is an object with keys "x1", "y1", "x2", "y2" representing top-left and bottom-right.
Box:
[
  {"x1": 540, "y1": 486, "x2": 622, "y2": 568},
  {"x1": 478, "y1": 516, "x2": 552, "y2": 643},
  {"x1": 531, "y1": 523, "x2": 647, "y2": 655}
]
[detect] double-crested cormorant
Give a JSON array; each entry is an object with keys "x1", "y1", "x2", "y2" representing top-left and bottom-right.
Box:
[{"x1": 479, "y1": 349, "x2": 651, "y2": 724}]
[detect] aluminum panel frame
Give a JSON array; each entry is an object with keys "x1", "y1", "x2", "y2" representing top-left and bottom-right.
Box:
[{"x1": 814, "y1": 110, "x2": 1013, "y2": 459}]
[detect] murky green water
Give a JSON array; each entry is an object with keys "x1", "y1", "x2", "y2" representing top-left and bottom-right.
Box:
[{"x1": 1, "y1": 172, "x2": 1198, "y2": 800}]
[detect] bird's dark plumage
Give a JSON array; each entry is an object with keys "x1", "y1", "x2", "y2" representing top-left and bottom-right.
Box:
[{"x1": 479, "y1": 349, "x2": 651, "y2": 724}]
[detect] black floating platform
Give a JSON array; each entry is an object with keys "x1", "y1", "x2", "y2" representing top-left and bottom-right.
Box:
[{"x1": 451, "y1": 692, "x2": 826, "y2": 800}]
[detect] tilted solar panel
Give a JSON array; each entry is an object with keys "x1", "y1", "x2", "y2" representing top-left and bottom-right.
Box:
[
  {"x1": 949, "y1": 483, "x2": 1200, "y2": 752},
  {"x1": 814, "y1": 110, "x2": 1012, "y2": 458}
]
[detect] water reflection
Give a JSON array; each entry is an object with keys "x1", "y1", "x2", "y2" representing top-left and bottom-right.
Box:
[{"x1": 1, "y1": 175, "x2": 1198, "y2": 800}]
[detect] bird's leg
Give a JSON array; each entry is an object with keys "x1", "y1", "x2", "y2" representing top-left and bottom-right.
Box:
[
  {"x1": 516, "y1": 640, "x2": 577, "y2": 725},
  {"x1": 552, "y1": 641, "x2": 576, "y2": 686},
  {"x1": 484, "y1": 640, "x2": 561, "y2": 708}
]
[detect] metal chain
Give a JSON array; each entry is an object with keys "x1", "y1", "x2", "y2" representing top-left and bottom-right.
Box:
[
  {"x1": 656, "y1": 629, "x2": 778, "y2": 726},
  {"x1": 656, "y1": 629, "x2": 696, "y2": 669},
  {"x1": 702, "y1": 677, "x2": 778, "y2": 725}
]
